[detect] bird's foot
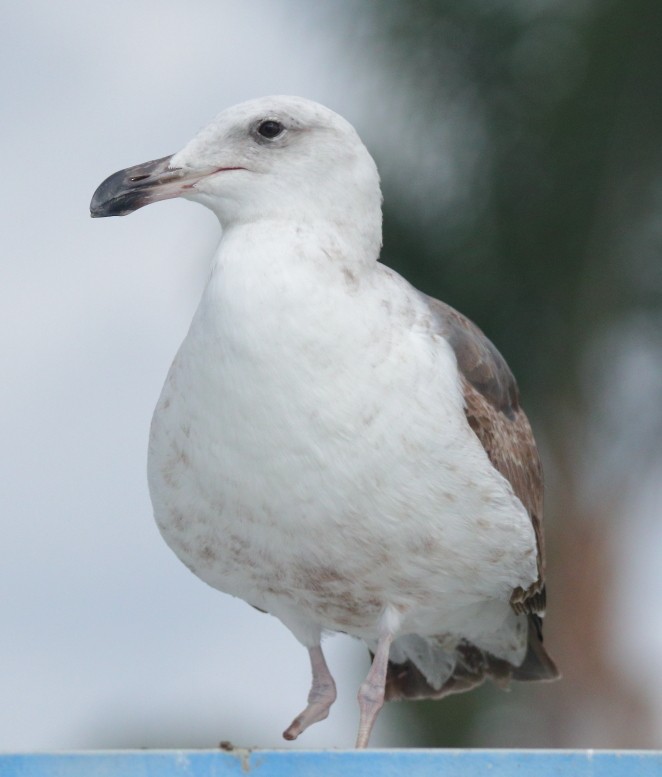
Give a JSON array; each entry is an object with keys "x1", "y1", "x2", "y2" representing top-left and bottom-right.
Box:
[
  {"x1": 282, "y1": 680, "x2": 337, "y2": 740},
  {"x1": 282, "y1": 645, "x2": 337, "y2": 741},
  {"x1": 355, "y1": 675, "x2": 386, "y2": 748},
  {"x1": 354, "y1": 618, "x2": 396, "y2": 748}
]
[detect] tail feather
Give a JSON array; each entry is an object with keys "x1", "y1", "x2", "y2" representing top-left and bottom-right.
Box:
[
  {"x1": 382, "y1": 614, "x2": 559, "y2": 702},
  {"x1": 511, "y1": 614, "x2": 559, "y2": 682}
]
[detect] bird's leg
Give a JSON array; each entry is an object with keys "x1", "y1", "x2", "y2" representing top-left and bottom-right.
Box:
[
  {"x1": 282, "y1": 644, "x2": 337, "y2": 741},
  {"x1": 355, "y1": 629, "x2": 394, "y2": 748}
]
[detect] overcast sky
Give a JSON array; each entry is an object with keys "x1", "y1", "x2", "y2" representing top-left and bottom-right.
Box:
[{"x1": 3, "y1": 0, "x2": 662, "y2": 752}]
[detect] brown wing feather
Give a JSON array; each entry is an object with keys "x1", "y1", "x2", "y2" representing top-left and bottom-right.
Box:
[
  {"x1": 462, "y1": 381, "x2": 546, "y2": 611},
  {"x1": 380, "y1": 295, "x2": 559, "y2": 701},
  {"x1": 425, "y1": 296, "x2": 546, "y2": 613}
]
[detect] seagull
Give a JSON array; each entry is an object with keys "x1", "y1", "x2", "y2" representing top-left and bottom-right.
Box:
[{"x1": 90, "y1": 95, "x2": 558, "y2": 748}]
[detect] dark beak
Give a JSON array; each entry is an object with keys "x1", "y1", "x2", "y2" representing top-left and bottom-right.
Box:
[{"x1": 90, "y1": 155, "x2": 188, "y2": 217}]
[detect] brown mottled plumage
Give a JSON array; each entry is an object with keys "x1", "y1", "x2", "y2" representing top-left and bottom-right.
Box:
[{"x1": 382, "y1": 296, "x2": 558, "y2": 701}]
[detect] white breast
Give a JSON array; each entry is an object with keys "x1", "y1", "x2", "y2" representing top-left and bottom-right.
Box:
[{"x1": 147, "y1": 221, "x2": 538, "y2": 652}]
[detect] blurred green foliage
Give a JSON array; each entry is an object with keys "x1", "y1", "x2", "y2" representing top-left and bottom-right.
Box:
[{"x1": 370, "y1": 0, "x2": 662, "y2": 408}]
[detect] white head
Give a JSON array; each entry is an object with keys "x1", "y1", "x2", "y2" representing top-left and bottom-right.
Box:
[{"x1": 91, "y1": 96, "x2": 383, "y2": 259}]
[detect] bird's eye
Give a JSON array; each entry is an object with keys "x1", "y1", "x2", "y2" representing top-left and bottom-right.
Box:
[{"x1": 257, "y1": 120, "x2": 285, "y2": 139}]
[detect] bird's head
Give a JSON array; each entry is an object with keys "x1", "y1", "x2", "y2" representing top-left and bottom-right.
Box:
[{"x1": 90, "y1": 96, "x2": 382, "y2": 250}]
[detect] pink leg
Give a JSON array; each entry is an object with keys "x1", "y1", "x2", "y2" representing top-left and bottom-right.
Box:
[
  {"x1": 355, "y1": 630, "x2": 393, "y2": 748},
  {"x1": 283, "y1": 645, "x2": 337, "y2": 741}
]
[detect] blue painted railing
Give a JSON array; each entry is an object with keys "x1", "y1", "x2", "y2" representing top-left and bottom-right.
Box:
[{"x1": 2, "y1": 750, "x2": 662, "y2": 776}]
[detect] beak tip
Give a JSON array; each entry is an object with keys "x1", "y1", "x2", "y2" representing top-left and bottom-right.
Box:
[
  {"x1": 90, "y1": 154, "x2": 177, "y2": 220},
  {"x1": 89, "y1": 203, "x2": 126, "y2": 218}
]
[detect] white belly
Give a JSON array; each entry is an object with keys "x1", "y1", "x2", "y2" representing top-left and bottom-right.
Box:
[{"x1": 147, "y1": 242, "x2": 537, "y2": 651}]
